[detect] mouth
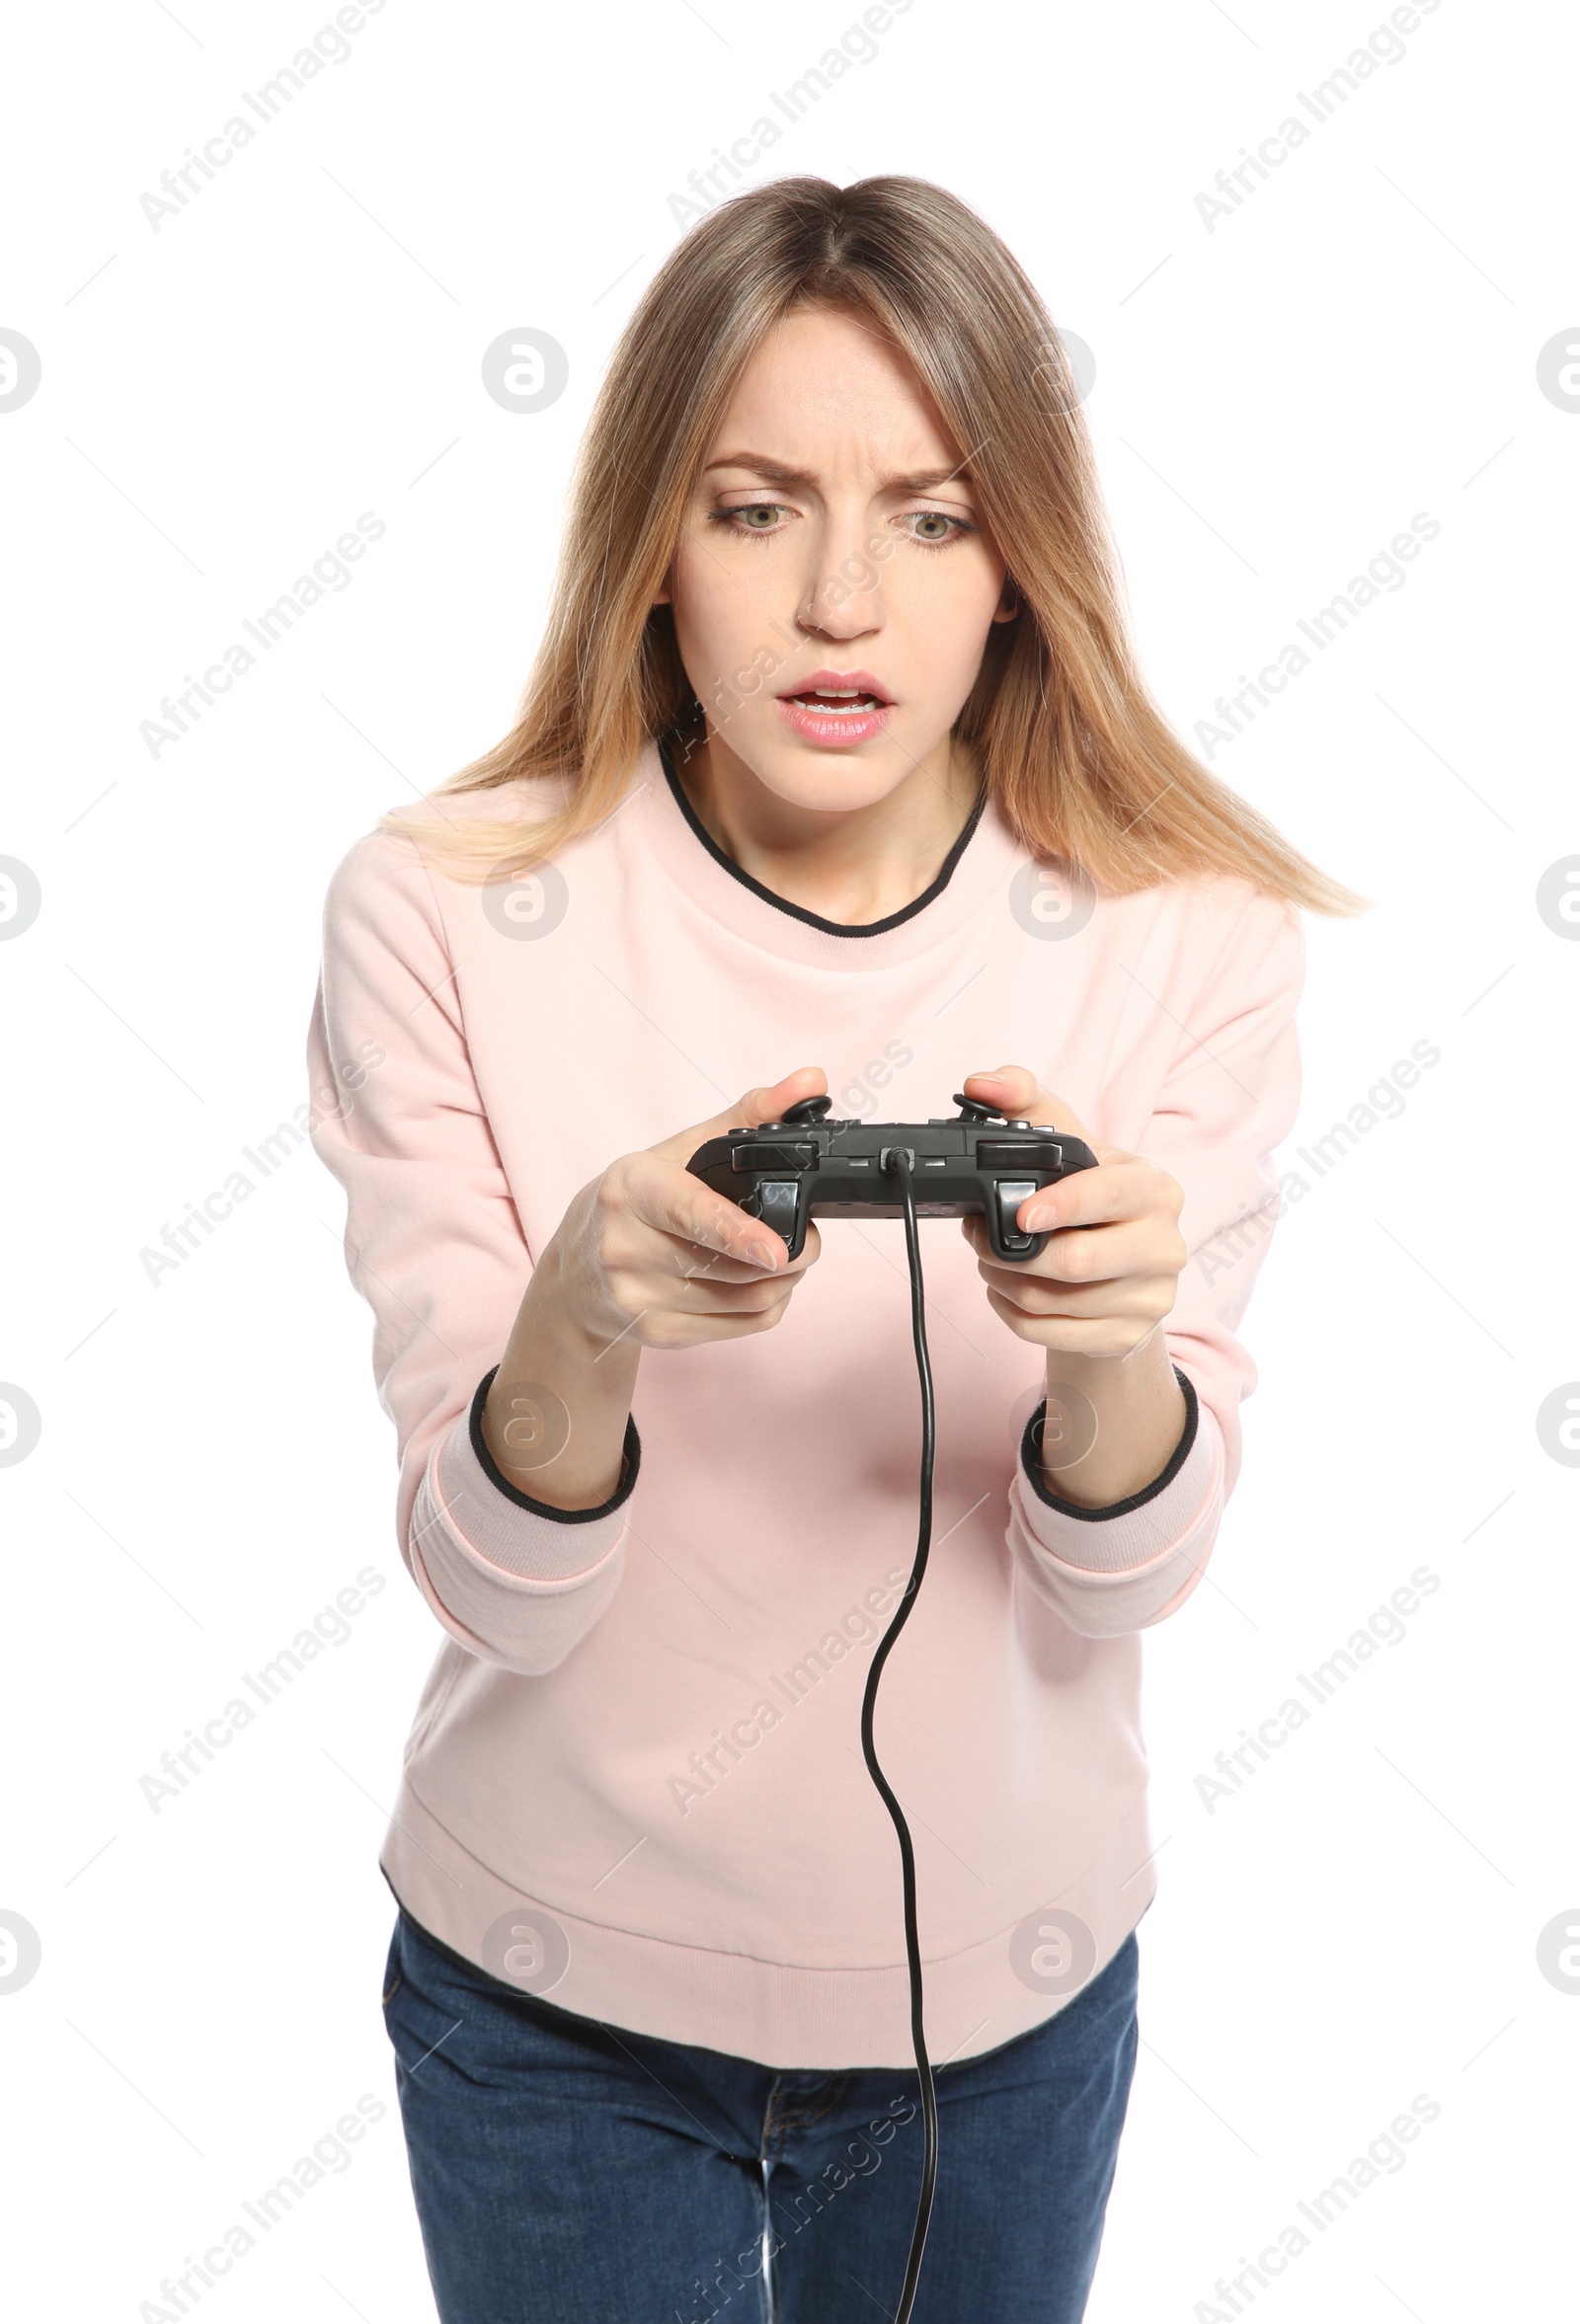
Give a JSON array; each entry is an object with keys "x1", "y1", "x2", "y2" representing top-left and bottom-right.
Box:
[
  {"x1": 778, "y1": 684, "x2": 891, "y2": 714},
  {"x1": 772, "y1": 670, "x2": 896, "y2": 745},
  {"x1": 775, "y1": 668, "x2": 897, "y2": 711}
]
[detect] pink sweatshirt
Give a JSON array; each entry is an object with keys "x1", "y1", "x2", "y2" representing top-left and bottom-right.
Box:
[{"x1": 307, "y1": 735, "x2": 1304, "y2": 2069}]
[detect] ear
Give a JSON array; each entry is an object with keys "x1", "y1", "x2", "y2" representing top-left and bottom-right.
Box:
[
  {"x1": 991, "y1": 580, "x2": 1020, "y2": 624},
  {"x1": 653, "y1": 569, "x2": 672, "y2": 607}
]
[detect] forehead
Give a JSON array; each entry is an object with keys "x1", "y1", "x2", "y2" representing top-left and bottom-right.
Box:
[{"x1": 706, "y1": 306, "x2": 961, "y2": 477}]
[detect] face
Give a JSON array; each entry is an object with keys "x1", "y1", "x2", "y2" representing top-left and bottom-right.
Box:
[{"x1": 658, "y1": 306, "x2": 1014, "y2": 813}]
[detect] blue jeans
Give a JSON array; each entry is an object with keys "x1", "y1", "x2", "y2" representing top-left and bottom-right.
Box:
[{"x1": 381, "y1": 1904, "x2": 1139, "y2": 2323}]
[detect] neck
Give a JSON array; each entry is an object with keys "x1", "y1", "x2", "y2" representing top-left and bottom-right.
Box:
[{"x1": 671, "y1": 724, "x2": 983, "y2": 927}]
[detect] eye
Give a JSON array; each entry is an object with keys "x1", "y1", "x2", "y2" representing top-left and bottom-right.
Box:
[
  {"x1": 901, "y1": 509, "x2": 976, "y2": 546},
  {"x1": 707, "y1": 502, "x2": 790, "y2": 537}
]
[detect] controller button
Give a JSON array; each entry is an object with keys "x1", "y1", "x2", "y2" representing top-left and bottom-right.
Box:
[
  {"x1": 741, "y1": 1180, "x2": 801, "y2": 1237},
  {"x1": 994, "y1": 1178, "x2": 1039, "y2": 1246},
  {"x1": 978, "y1": 1139, "x2": 1064, "y2": 1171},
  {"x1": 732, "y1": 1142, "x2": 814, "y2": 1172}
]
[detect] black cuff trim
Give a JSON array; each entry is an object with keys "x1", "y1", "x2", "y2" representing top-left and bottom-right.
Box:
[
  {"x1": 469, "y1": 1366, "x2": 641, "y2": 1522},
  {"x1": 1019, "y1": 1369, "x2": 1199, "y2": 1521}
]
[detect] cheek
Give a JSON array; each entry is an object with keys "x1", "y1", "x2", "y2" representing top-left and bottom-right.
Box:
[
  {"x1": 667, "y1": 534, "x2": 775, "y2": 682},
  {"x1": 888, "y1": 546, "x2": 1006, "y2": 692}
]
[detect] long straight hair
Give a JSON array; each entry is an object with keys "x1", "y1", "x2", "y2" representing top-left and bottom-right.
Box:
[{"x1": 386, "y1": 175, "x2": 1360, "y2": 914}]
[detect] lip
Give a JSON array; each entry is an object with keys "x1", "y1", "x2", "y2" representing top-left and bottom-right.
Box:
[{"x1": 773, "y1": 667, "x2": 896, "y2": 748}]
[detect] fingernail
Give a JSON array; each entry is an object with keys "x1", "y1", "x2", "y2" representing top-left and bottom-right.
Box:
[
  {"x1": 748, "y1": 1241, "x2": 780, "y2": 1270},
  {"x1": 1022, "y1": 1205, "x2": 1055, "y2": 1231}
]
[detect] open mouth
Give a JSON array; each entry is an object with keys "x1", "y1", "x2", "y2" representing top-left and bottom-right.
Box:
[
  {"x1": 772, "y1": 670, "x2": 895, "y2": 745},
  {"x1": 777, "y1": 674, "x2": 894, "y2": 712},
  {"x1": 783, "y1": 688, "x2": 887, "y2": 714}
]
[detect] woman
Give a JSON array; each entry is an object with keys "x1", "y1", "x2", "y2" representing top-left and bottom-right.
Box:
[{"x1": 309, "y1": 175, "x2": 1356, "y2": 2324}]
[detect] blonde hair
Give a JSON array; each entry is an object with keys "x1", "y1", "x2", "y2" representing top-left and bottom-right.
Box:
[{"x1": 385, "y1": 174, "x2": 1361, "y2": 914}]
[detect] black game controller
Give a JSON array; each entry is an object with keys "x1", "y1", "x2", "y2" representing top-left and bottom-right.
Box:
[{"x1": 687, "y1": 1094, "x2": 1100, "y2": 1264}]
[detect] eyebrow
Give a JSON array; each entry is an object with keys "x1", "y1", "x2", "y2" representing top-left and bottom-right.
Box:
[{"x1": 701, "y1": 451, "x2": 973, "y2": 495}]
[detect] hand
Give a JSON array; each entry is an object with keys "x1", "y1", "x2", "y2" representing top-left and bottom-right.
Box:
[
  {"x1": 481, "y1": 1068, "x2": 828, "y2": 1508},
  {"x1": 524, "y1": 1066, "x2": 828, "y2": 1359},
  {"x1": 956, "y1": 1068, "x2": 1189, "y2": 1505},
  {"x1": 957, "y1": 1066, "x2": 1185, "y2": 1357}
]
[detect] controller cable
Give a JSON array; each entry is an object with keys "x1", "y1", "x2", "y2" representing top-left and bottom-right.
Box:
[{"x1": 859, "y1": 1150, "x2": 939, "y2": 2322}]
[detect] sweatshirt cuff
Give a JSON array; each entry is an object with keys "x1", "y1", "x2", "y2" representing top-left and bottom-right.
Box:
[
  {"x1": 468, "y1": 1365, "x2": 640, "y2": 1525},
  {"x1": 1020, "y1": 1369, "x2": 1198, "y2": 1523},
  {"x1": 411, "y1": 1372, "x2": 639, "y2": 1592},
  {"x1": 1014, "y1": 1370, "x2": 1217, "y2": 1576}
]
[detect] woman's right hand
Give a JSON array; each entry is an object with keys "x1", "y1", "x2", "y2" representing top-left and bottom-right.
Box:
[
  {"x1": 480, "y1": 1068, "x2": 827, "y2": 1507},
  {"x1": 535, "y1": 1065, "x2": 828, "y2": 1355}
]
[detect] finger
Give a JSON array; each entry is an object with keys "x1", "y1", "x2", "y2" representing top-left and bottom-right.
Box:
[
  {"x1": 650, "y1": 1066, "x2": 829, "y2": 1171},
  {"x1": 971, "y1": 1214, "x2": 1184, "y2": 1285},
  {"x1": 643, "y1": 1261, "x2": 815, "y2": 1317},
  {"x1": 980, "y1": 1270, "x2": 1177, "y2": 1321},
  {"x1": 624, "y1": 1155, "x2": 792, "y2": 1272},
  {"x1": 636, "y1": 1067, "x2": 829, "y2": 1272},
  {"x1": 664, "y1": 1218, "x2": 823, "y2": 1286},
  {"x1": 957, "y1": 1066, "x2": 1096, "y2": 1147},
  {"x1": 646, "y1": 1296, "x2": 800, "y2": 1349},
  {"x1": 981, "y1": 1286, "x2": 1166, "y2": 1356},
  {"x1": 956, "y1": 1170, "x2": 1152, "y2": 1262},
  {"x1": 1016, "y1": 1160, "x2": 1178, "y2": 1238}
]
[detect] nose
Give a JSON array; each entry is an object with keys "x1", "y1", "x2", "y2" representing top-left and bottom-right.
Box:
[{"x1": 794, "y1": 505, "x2": 886, "y2": 644}]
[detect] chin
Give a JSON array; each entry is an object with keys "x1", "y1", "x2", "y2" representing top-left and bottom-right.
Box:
[{"x1": 745, "y1": 736, "x2": 917, "y2": 814}]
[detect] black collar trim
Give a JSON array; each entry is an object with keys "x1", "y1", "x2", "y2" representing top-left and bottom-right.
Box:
[{"x1": 657, "y1": 728, "x2": 988, "y2": 941}]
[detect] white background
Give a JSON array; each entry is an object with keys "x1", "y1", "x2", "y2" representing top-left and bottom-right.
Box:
[{"x1": 2, "y1": 1, "x2": 1576, "y2": 2318}]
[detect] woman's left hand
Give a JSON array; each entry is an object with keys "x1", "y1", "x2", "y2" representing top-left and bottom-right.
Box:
[{"x1": 957, "y1": 1065, "x2": 1187, "y2": 1358}]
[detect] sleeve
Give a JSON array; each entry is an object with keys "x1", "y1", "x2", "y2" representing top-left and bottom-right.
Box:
[
  {"x1": 1006, "y1": 889, "x2": 1305, "y2": 1637},
  {"x1": 306, "y1": 828, "x2": 637, "y2": 1676}
]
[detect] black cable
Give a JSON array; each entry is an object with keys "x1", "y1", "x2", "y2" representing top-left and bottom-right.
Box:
[{"x1": 860, "y1": 1150, "x2": 939, "y2": 2324}]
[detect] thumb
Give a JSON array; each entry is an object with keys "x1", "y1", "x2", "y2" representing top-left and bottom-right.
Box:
[
  {"x1": 959, "y1": 1066, "x2": 1098, "y2": 1150},
  {"x1": 652, "y1": 1066, "x2": 829, "y2": 1168}
]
